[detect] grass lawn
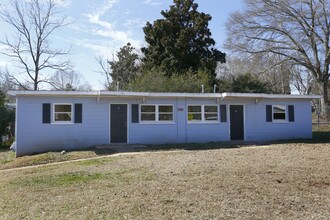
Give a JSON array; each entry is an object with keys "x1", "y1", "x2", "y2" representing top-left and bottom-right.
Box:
[
  {"x1": 0, "y1": 148, "x2": 116, "y2": 170},
  {"x1": 0, "y1": 142, "x2": 329, "y2": 219}
]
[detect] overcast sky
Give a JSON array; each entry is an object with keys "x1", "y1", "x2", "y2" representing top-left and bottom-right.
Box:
[{"x1": 0, "y1": 0, "x2": 243, "y2": 90}]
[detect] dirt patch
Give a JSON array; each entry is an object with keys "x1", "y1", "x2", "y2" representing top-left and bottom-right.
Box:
[{"x1": 0, "y1": 143, "x2": 329, "y2": 219}]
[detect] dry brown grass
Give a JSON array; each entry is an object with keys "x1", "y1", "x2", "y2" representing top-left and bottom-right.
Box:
[
  {"x1": 0, "y1": 143, "x2": 329, "y2": 219},
  {"x1": 0, "y1": 148, "x2": 116, "y2": 170}
]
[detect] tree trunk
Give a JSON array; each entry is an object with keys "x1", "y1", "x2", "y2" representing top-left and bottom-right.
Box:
[{"x1": 321, "y1": 80, "x2": 330, "y2": 118}]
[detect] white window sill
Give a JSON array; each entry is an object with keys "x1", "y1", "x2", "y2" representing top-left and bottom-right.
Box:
[
  {"x1": 187, "y1": 121, "x2": 220, "y2": 124},
  {"x1": 51, "y1": 122, "x2": 74, "y2": 125},
  {"x1": 272, "y1": 120, "x2": 288, "y2": 123},
  {"x1": 139, "y1": 121, "x2": 175, "y2": 125}
]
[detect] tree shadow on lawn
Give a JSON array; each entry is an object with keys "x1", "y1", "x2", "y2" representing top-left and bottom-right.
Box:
[{"x1": 93, "y1": 131, "x2": 330, "y2": 155}]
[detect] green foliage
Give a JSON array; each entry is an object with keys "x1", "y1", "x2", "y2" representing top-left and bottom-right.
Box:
[
  {"x1": 0, "y1": 90, "x2": 5, "y2": 108},
  {"x1": 108, "y1": 43, "x2": 139, "y2": 90},
  {"x1": 217, "y1": 73, "x2": 272, "y2": 93},
  {"x1": 129, "y1": 69, "x2": 212, "y2": 93},
  {"x1": 0, "y1": 90, "x2": 15, "y2": 147},
  {"x1": 141, "y1": 0, "x2": 225, "y2": 80}
]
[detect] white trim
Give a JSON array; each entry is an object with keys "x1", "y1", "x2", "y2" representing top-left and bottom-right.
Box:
[
  {"x1": 229, "y1": 104, "x2": 245, "y2": 141},
  {"x1": 8, "y1": 90, "x2": 322, "y2": 100},
  {"x1": 222, "y1": 93, "x2": 321, "y2": 99},
  {"x1": 272, "y1": 105, "x2": 289, "y2": 123},
  {"x1": 52, "y1": 103, "x2": 74, "y2": 124},
  {"x1": 187, "y1": 104, "x2": 219, "y2": 124},
  {"x1": 15, "y1": 97, "x2": 18, "y2": 157},
  {"x1": 139, "y1": 104, "x2": 175, "y2": 124},
  {"x1": 109, "y1": 103, "x2": 129, "y2": 144}
]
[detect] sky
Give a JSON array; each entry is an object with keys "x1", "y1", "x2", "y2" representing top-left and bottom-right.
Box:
[{"x1": 0, "y1": 0, "x2": 244, "y2": 90}]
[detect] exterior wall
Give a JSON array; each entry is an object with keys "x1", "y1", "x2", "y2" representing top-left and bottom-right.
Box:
[
  {"x1": 15, "y1": 96, "x2": 110, "y2": 156},
  {"x1": 243, "y1": 99, "x2": 312, "y2": 141},
  {"x1": 15, "y1": 95, "x2": 312, "y2": 156}
]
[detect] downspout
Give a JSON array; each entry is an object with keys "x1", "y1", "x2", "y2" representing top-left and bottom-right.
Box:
[{"x1": 97, "y1": 90, "x2": 101, "y2": 103}]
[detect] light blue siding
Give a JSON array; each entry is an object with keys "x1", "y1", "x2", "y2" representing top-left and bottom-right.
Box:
[
  {"x1": 16, "y1": 97, "x2": 110, "y2": 156},
  {"x1": 15, "y1": 95, "x2": 313, "y2": 156},
  {"x1": 243, "y1": 99, "x2": 312, "y2": 141}
]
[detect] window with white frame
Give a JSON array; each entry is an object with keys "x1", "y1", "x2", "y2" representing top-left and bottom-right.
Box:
[
  {"x1": 140, "y1": 105, "x2": 173, "y2": 122},
  {"x1": 188, "y1": 105, "x2": 218, "y2": 122},
  {"x1": 187, "y1": 106, "x2": 202, "y2": 121},
  {"x1": 273, "y1": 105, "x2": 286, "y2": 121},
  {"x1": 159, "y1": 105, "x2": 173, "y2": 121},
  {"x1": 54, "y1": 104, "x2": 72, "y2": 122},
  {"x1": 204, "y1": 106, "x2": 218, "y2": 121}
]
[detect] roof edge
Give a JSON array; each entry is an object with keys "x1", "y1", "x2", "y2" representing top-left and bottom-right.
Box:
[
  {"x1": 7, "y1": 90, "x2": 321, "y2": 99},
  {"x1": 222, "y1": 92, "x2": 322, "y2": 99}
]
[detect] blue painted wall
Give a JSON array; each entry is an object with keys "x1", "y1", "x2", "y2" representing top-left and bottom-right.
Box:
[{"x1": 15, "y1": 95, "x2": 312, "y2": 156}]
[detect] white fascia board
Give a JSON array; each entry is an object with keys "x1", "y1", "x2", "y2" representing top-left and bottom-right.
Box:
[
  {"x1": 221, "y1": 93, "x2": 322, "y2": 100},
  {"x1": 8, "y1": 90, "x2": 223, "y2": 99},
  {"x1": 8, "y1": 90, "x2": 99, "y2": 97},
  {"x1": 99, "y1": 91, "x2": 222, "y2": 98},
  {"x1": 7, "y1": 90, "x2": 321, "y2": 100}
]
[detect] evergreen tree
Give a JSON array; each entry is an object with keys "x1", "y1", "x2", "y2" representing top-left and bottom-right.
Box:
[
  {"x1": 141, "y1": 0, "x2": 225, "y2": 80},
  {"x1": 217, "y1": 73, "x2": 272, "y2": 94},
  {"x1": 109, "y1": 43, "x2": 139, "y2": 90}
]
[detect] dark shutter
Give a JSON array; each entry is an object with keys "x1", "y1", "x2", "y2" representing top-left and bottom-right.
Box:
[
  {"x1": 42, "y1": 103, "x2": 51, "y2": 124},
  {"x1": 74, "y1": 104, "x2": 82, "y2": 123},
  {"x1": 132, "y1": 104, "x2": 139, "y2": 123},
  {"x1": 288, "y1": 105, "x2": 294, "y2": 122},
  {"x1": 220, "y1": 105, "x2": 227, "y2": 122},
  {"x1": 266, "y1": 105, "x2": 272, "y2": 122}
]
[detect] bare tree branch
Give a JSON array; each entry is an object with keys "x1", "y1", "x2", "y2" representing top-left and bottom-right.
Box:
[
  {"x1": 225, "y1": 0, "x2": 330, "y2": 114},
  {"x1": 0, "y1": 0, "x2": 72, "y2": 90}
]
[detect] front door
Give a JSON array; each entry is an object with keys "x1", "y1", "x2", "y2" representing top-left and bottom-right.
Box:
[
  {"x1": 230, "y1": 105, "x2": 244, "y2": 141},
  {"x1": 110, "y1": 104, "x2": 127, "y2": 143}
]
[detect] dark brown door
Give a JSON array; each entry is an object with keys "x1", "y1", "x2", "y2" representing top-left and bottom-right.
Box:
[
  {"x1": 230, "y1": 105, "x2": 244, "y2": 140},
  {"x1": 111, "y1": 104, "x2": 127, "y2": 143}
]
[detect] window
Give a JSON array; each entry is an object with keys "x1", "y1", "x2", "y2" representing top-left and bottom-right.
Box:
[
  {"x1": 141, "y1": 105, "x2": 156, "y2": 121},
  {"x1": 204, "y1": 106, "x2": 218, "y2": 121},
  {"x1": 140, "y1": 105, "x2": 174, "y2": 122},
  {"x1": 188, "y1": 105, "x2": 218, "y2": 122},
  {"x1": 54, "y1": 104, "x2": 72, "y2": 123},
  {"x1": 159, "y1": 105, "x2": 173, "y2": 121},
  {"x1": 188, "y1": 106, "x2": 202, "y2": 121},
  {"x1": 273, "y1": 105, "x2": 286, "y2": 121}
]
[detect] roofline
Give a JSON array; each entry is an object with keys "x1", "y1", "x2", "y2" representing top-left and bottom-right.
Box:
[
  {"x1": 222, "y1": 92, "x2": 322, "y2": 99},
  {"x1": 7, "y1": 90, "x2": 321, "y2": 100},
  {"x1": 7, "y1": 90, "x2": 222, "y2": 98}
]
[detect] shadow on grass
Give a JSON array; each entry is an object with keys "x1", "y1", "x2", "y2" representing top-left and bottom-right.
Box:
[{"x1": 93, "y1": 131, "x2": 330, "y2": 155}]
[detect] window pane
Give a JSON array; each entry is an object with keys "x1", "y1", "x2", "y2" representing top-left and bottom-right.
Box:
[
  {"x1": 273, "y1": 105, "x2": 286, "y2": 120},
  {"x1": 205, "y1": 106, "x2": 217, "y2": 112},
  {"x1": 188, "y1": 113, "x2": 202, "y2": 121},
  {"x1": 159, "y1": 114, "x2": 173, "y2": 121},
  {"x1": 55, "y1": 105, "x2": 71, "y2": 112},
  {"x1": 159, "y1": 106, "x2": 173, "y2": 113},
  {"x1": 205, "y1": 113, "x2": 218, "y2": 121},
  {"x1": 141, "y1": 105, "x2": 155, "y2": 113},
  {"x1": 188, "y1": 106, "x2": 201, "y2": 113},
  {"x1": 273, "y1": 106, "x2": 286, "y2": 113},
  {"x1": 55, "y1": 113, "x2": 71, "y2": 121},
  {"x1": 274, "y1": 113, "x2": 285, "y2": 120},
  {"x1": 141, "y1": 113, "x2": 156, "y2": 121}
]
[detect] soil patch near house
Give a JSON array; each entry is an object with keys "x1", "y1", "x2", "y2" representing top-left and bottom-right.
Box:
[{"x1": 0, "y1": 143, "x2": 329, "y2": 219}]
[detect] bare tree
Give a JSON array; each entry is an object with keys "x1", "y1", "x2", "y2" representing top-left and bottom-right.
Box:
[
  {"x1": 217, "y1": 54, "x2": 291, "y2": 94},
  {"x1": 50, "y1": 70, "x2": 92, "y2": 91},
  {"x1": 96, "y1": 56, "x2": 112, "y2": 90},
  {"x1": 0, "y1": 0, "x2": 72, "y2": 90},
  {"x1": 290, "y1": 65, "x2": 319, "y2": 95},
  {"x1": 0, "y1": 67, "x2": 31, "y2": 90},
  {"x1": 225, "y1": 0, "x2": 330, "y2": 115}
]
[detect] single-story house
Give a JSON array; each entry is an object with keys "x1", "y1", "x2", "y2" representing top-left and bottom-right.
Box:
[{"x1": 8, "y1": 90, "x2": 320, "y2": 156}]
